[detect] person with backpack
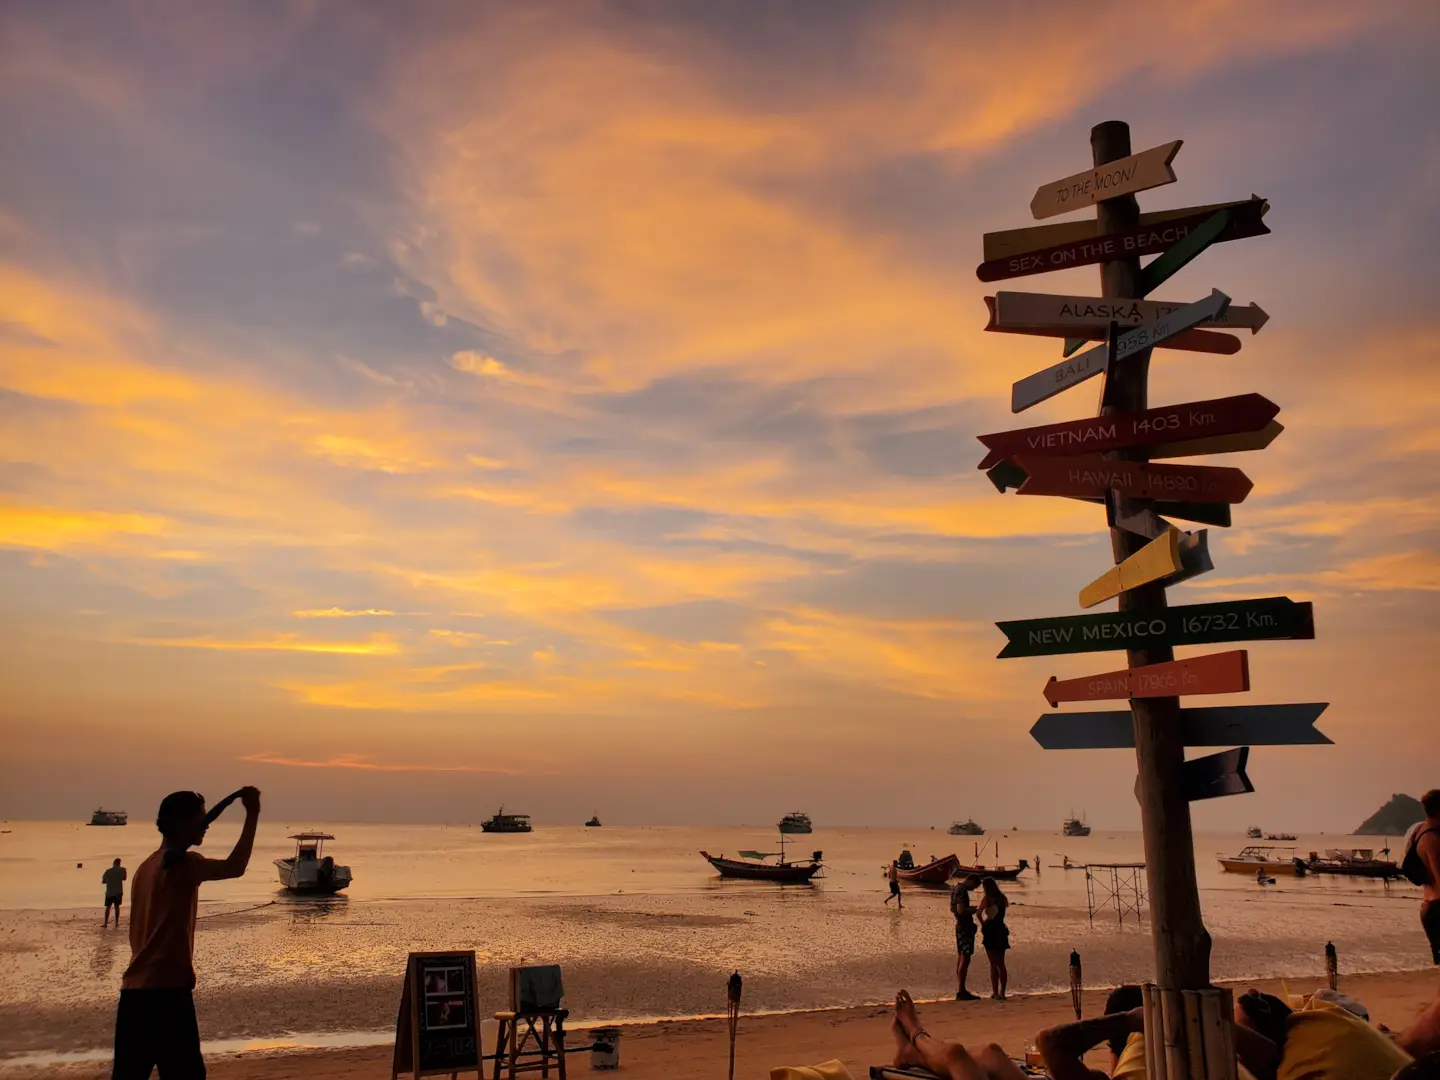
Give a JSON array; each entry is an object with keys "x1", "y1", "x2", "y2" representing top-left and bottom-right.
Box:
[{"x1": 1402, "y1": 789, "x2": 1440, "y2": 965}]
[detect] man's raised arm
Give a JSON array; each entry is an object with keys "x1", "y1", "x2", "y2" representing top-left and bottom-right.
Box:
[{"x1": 196, "y1": 787, "x2": 261, "y2": 882}]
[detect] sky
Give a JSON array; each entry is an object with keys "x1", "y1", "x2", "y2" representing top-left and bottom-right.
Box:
[{"x1": 1, "y1": 1, "x2": 1437, "y2": 830}]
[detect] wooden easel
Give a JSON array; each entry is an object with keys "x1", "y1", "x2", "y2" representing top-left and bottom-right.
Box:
[{"x1": 491, "y1": 966, "x2": 568, "y2": 1080}]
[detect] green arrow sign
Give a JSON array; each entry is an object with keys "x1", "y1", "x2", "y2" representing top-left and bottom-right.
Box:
[{"x1": 996, "y1": 596, "x2": 1314, "y2": 659}]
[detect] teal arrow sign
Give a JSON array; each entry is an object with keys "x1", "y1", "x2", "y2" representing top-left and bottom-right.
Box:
[
  {"x1": 1030, "y1": 704, "x2": 1330, "y2": 749},
  {"x1": 996, "y1": 596, "x2": 1314, "y2": 658}
]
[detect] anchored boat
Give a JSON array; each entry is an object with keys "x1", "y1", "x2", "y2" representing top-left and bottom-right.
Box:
[
  {"x1": 701, "y1": 829, "x2": 822, "y2": 884},
  {"x1": 275, "y1": 832, "x2": 353, "y2": 894},
  {"x1": 1217, "y1": 845, "x2": 1304, "y2": 876},
  {"x1": 892, "y1": 851, "x2": 961, "y2": 885},
  {"x1": 778, "y1": 812, "x2": 813, "y2": 834},
  {"x1": 948, "y1": 819, "x2": 984, "y2": 836},
  {"x1": 89, "y1": 808, "x2": 128, "y2": 826},
  {"x1": 1303, "y1": 848, "x2": 1402, "y2": 880},
  {"x1": 481, "y1": 806, "x2": 533, "y2": 833},
  {"x1": 1063, "y1": 813, "x2": 1091, "y2": 837}
]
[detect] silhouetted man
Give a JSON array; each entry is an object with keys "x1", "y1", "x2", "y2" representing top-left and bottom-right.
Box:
[
  {"x1": 112, "y1": 787, "x2": 260, "y2": 1080},
  {"x1": 102, "y1": 859, "x2": 127, "y2": 928}
]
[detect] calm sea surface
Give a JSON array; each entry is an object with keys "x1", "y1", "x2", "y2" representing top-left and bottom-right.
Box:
[{"x1": 0, "y1": 820, "x2": 1428, "y2": 1059}]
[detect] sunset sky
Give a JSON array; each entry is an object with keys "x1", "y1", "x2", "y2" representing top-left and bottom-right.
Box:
[{"x1": 2, "y1": 1, "x2": 1437, "y2": 829}]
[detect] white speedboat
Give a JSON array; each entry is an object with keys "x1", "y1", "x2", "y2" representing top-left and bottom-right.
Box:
[{"x1": 275, "y1": 832, "x2": 353, "y2": 894}]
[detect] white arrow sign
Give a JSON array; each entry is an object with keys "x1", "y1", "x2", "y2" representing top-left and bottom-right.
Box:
[
  {"x1": 1010, "y1": 289, "x2": 1230, "y2": 413},
  {"x1": 1030, "y1": 140, "x2": 1182, "y2": 220}
]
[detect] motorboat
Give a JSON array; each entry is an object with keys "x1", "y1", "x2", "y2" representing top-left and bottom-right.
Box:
[
  {"x1": 1303, "y1": 848, "x2": 1402, "y2": 880},
  {"x1": 701, "y1": 829, "x2": 822, "y2": 883},
  {"x1": 892, "y1": 851, "x2": 961, "y2": 885},
  {"x1": 585, "y1": 815, "x2": 602, "y2": 827},
  {"x1": 89, "y1": 808, "x2": 128, "y2": 826},
  {"x1": 948, "y1": 819, "x2": 984, "y2": 836},
  {"x1": 778, "y1": 812, "x2": 813, "y2": 834},
  {"x1": 481, "y1": 806, "x2": 532, "y2": 833},
  {"x1": 1247, "y1": 826, "x2": 1263, "y2": 839},
  {"x1": 275, "y1": 833, "x2": 353, "y2": 894},
  {"x1": 1063, "y1": 814, "x2": 1091, "y2": 837},
  {"x1": 1217, "y1": 845, "x2": 1303, "y2": 876}
]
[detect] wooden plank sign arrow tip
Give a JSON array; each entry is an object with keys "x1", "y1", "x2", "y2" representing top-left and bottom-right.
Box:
[{"x1": 1030, "y1": 140, "x2": 1182, "y2": 220}]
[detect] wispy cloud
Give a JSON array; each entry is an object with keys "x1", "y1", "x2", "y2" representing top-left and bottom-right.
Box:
[
  {"x1": 240, "y1": 752, "x2": 524, "y2": 775},
  {"x1": 293, "y1": 607, "x2": 398, "y2": 618}
]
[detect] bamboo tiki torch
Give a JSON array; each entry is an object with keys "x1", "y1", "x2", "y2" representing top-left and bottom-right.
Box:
[
  {"x1": 727, "y1": 971, "x2": 743, "y2": 1080},
  {"x1": 1069, "y1": 950, "x2": 1083, "y2": 1019}
]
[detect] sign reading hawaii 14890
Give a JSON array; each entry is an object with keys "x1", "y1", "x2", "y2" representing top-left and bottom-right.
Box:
[{"x1": 995, "y1": 596, "x2": 1314, "y2": 658}]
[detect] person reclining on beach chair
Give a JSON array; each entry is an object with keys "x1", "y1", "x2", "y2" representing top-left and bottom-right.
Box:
[
  {"x1": 1232, "y1": 988, "x2": 1413, "y2": 1080},
  {"x1": 888, "y1": 990, "x2": 1035, "y2": 1080},
  {"x1": 1034, "y1": 984, "x2": 1146, "y2": 1079}
]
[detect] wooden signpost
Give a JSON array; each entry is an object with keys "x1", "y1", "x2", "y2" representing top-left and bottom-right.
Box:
[
  {"x1": 1043, "y1": 651, "x2": 1250, "y2": 705},
  {"x1": 1028, "y1": 703, "x2": 1330, "y2": 750},
  {"x1": 1030, "y1": 140, "x2": 1182, "y2": 219},
  {"x1": 995, "y1": 596, "x2": 1314, "y2": 659},
  {"x1": 977, "y1": 124, "x2": 1325, "y2": 1076},
  {"x1": 1010, "y1": 290, "x2": 1230, "y2": 412},
  {"x1": 980, "y1": 196, "x2": 1269, "y2": 281},
  {"x1": 976, "y1": 394, "x2": 1281, "y2": 470}
]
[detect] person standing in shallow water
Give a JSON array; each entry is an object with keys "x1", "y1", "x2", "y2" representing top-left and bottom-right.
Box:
[
  {"x1": 979, "y1": 876, "x2": 1010, "y2": 1001},
  {"x1": 885, "y1": 861, "x2": 903, "y2": 908},
  {"x1": 950, "y1": 874, "x2": 981, "y2": 1001},
  {"x1": 102, "y1": 858, "x2": 127, "y2": 928},
  {"x1": 113, "y1": 787, "x2": 260, "y2": 1080}
]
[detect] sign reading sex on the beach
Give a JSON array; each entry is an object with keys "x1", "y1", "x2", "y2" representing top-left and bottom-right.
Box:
[
  {"x1": 1029, "y1": 702, "x2": 1330, "y2": 750},
  {"x1": 995, "y1": 596, "x2": 1314, "y2": 658},
  {"x1": 392, "y1": 951, "x2": 482, "y2": 1079},
  {"x1": 975, "y1": 394, "x2": 1281, "y2": 470},
  {"x1": 980, "y1": 196, "x2": 1269, "y2": 280},
  {"x1": 1043, "y1": 651, "x2": 1250, "y2": 706},
  {"x1": 1030, "y1": 140, "x2": 1183, "y2": 219}
]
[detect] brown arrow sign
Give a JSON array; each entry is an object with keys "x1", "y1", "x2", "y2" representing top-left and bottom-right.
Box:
[
  {"x1": 1044, "y1": 651, "x2": 1250, "y2": 706},
  {"x1": 976, "y1": 394, "x2": 1281, "y2": 470},
  {"x1": 982, "y1": 197, "x2": 1265, "y2": 262},
  {"x1": 980, "y1": 196, "x2": 1269, "y2": 280},
  {"x1": 985, "y1": 293, "x2": 1269, "y2": 335},
  {"x1": 1029, "y1": 140, "x2": 1182, "y2": 220},
  {"x1": 1013, "y1": 455, "x2": 1254, "y2": 504},
  {"x1": 983, "y1": 301, "x2": 1241, "y2": 355}
]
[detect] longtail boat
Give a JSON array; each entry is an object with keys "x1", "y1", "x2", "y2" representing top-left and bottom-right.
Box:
[
  {"x1": 701, "y1": 829, "x2": 822, "y2": 884},
  {"x1": 893, "y1": 853, "x2": 961, "y2": 885}
]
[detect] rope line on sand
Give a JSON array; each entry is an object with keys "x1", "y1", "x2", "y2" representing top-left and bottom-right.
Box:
[{"x1": 196, "y1": 900, "x2": 277, "y2": 920}]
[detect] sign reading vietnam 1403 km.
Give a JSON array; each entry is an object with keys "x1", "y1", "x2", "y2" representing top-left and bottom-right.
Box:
[
  {"x1": 995, "y1": 596, "x2": 1314, "y2": 659},
  {"x1": 975, "y1": 393, "x2": 1281, "y2": 470}
]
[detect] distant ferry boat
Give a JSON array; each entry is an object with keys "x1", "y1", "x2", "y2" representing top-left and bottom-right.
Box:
[
  {"x1": 481, "y1": 807, "x2": 532, "y2": 833},
  {"x1": 948, "y1": 819, "x2": 984, "y2": 836},
  {"x1": 1247, "y1": 826, "x2": 1263, "y2": 838},
  {"x1": 89, "y1": 808, "x2": 128, "y2": 826},
  {"x1": 1062, "y1": 815, "x2": 1090, "y2": 837},
  {"x1": 778, "y1": 812, "x2": 813, "y2": 834}
]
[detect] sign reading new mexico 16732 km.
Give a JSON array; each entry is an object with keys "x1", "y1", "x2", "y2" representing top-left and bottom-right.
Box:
[{"x1": 995, "y1": 596, "x2": 1314, "y2": 659}]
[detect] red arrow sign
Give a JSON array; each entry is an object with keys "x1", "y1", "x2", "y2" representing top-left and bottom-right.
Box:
[
  {"x1": 1013, "y1": 455, "x2": 1254, "y2": 504},
  {"x1": 982, "y1": 300, "x2": 1241, "y2": 355},
  {"x1": 1044, "y1": 650, "x2": 1250, "y2": 706},
  {"x1": 976, "y1": 394, "x2": 1279, "y2": 470},
  {"x1": 977, "y1": 197, "x2": 1270, "y2": 282}
]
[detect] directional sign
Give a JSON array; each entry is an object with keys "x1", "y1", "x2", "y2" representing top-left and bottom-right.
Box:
[
  {"x1": 1030, "y1": 140, "x2": 1182, "y2": 220},
  {"x1": 982, "y1": 197, "x2": 1267, "y2": 263},
  {"x1": 1029, "y1": 703, "x2": 1330, "y2": 749},
  {"x1": 1181, "y1": 747, "x2": 1255, "y2": 801},
  {"x1": 1138, "y1": 210, "x2": 1230, "y2": 297},
  {"x1": 988, "y1": 464, "x2": 1239, "y2": 527},
  {"x1": 995, "y1": 596, "x2": 1315, "y2": 659},
  {"x1": 1011, "y1": 290, "x2": 1230, "y2": 412},
  {"x1": 976, "y1": 394, "x2": 1281, "y2": 470},
  {"x1": 1079, "y1": 529, "x2": 1183, "y2": 608},
  {"x1": 1014, "y1": 455, "x2": 1253, "y2": 504},
  {"x1": 987, "y1": 293, "x2": 1270, "y2": 335},
  {"x1": 1154, "y1": 501, "x2": 1232, "y2": 528},
  {"x1": 1043, "y1": 650, "x2": 1250, "y2": 705},
  {"x1": 981, "y1": 196, "x2": 1269, "y2": 281},
  {"x1": 1149, "y1": 420, "x2": 1284, "y2": 461}
]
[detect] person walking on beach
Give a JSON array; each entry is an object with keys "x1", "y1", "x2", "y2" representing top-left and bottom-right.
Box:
[
  {"x1": 950, "y1": 874, "x2": 981, "y2": 1001},
  {"x1": 1403, "y1": 788, "x2": 1440, "y2": 964},
  {"x1": 979, "y1": 877, "x2": 1009, "y2": 1001},
  {"x1": 113, "y1": 786, "x2": 260, "y2": 1080},
  {"x1": 885, "y1": 861, "x2": 903, "y2": 908},
  {"x1": 102, "y1": 858, "x2": 127, "y2": 928}
]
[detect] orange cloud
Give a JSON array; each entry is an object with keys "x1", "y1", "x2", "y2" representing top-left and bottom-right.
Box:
[{"x1": 239, "y1": 752, "x2": 523, "y2": 775}]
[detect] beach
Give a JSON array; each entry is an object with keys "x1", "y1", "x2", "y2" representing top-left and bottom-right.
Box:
[
  {"x1": 12, "y1": 972, "x2": 1439, "y2": 1080},
  {"x1": 2, "y1": 821, "x2": 1433, "y2": 1069}
]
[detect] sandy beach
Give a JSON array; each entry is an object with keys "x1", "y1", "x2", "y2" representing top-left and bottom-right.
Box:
[{"x1": 12, "y1": 971, "x2": 1437, "y2": 1080}]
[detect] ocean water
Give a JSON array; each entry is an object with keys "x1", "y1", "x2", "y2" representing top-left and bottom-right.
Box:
[{"x1": 0, "y1": 820, "x2": 1428, "y2": 1058}]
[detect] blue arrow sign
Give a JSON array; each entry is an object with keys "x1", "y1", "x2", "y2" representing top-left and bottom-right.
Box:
[{"x1": 1029, "y1": 703, "x2": 1331, "y2": 749}]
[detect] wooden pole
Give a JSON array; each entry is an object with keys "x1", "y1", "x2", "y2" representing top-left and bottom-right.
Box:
[{"x1": 1091, "y1": 120, "x2": 1212, "y2": 1000}]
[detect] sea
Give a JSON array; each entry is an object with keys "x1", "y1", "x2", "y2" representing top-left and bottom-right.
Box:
[{"x1": 0, "y1": 820, "x2": 1428, "y2": 1063}]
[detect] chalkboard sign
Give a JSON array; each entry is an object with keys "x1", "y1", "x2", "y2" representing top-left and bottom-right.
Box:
[{"x1": 392, "y1": 951, "x2": 482, "y2": 1079}]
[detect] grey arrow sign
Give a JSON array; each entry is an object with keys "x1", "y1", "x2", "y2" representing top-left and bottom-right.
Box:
[
  {"x1": 1029, "y1": 703, "x2": 1331, "y2": 749},
  {"x1": 1010, "y1": 289, "x2": 1230, "y2": 413}
]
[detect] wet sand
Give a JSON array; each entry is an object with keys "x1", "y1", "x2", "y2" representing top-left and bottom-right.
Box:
[{"x1": 11, "y1": 971, "x2": 1438, "y2": 1080}]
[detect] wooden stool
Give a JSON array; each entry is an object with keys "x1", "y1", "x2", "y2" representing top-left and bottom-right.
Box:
[{"x1": 491, "y1": 1009, "x2": 567, "y2": 1080}]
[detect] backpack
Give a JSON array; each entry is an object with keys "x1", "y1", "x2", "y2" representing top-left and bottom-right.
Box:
[{"x1": 1402, "y1": 825, "x2": 1438, "y2": 886}]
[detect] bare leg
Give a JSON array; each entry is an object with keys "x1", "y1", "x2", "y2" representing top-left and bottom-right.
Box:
[
  {"x1": 986, "y1": 949, "x2": 1001, "y2": 998},
  {"x1": 1398, "y1": 980, "x2": 1440, "y2": 1059},
  {"x1": 893, "y1": 991, "x2": 989, "y2": 1080},
  {"x1": 997, "y1": 952, "x2": 1008, "y2": 1000},
  {"x1": 969, "y1": 1043, "x2": 1028, "y2": 1080},
  {"x1": 956, "y1": 952, "x2": 971, "y2": 997}
]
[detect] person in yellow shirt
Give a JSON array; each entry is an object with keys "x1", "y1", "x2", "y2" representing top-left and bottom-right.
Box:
[
  {"x1": 1234, "y1": 989, "x2": 1412, "y2": 1080},
  {"x1": 1035, "y1": 985, "x2": 1147, "y2": 1080}
]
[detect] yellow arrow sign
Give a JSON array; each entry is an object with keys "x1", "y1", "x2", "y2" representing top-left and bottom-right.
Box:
[{"x1": 1079, "y1": 529, "x2": 1183, "y2": 609}]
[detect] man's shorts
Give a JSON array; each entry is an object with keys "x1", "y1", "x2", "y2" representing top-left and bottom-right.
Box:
[
  {"x1": 1423, "y1": 900, "x2": 1440, "y2": 965},
  {"x1": 888, "y1": 881, "x2": 901, "y2": 896},
  {"x1": 955, "y1": 923, "x2": 976, "y2": 957},
  {"x1": 113, "y1": 988, "x2": 205, "y2": 1079},
  {"x1": 105, "y1": 896, "x2": 122, "y2": 911}
]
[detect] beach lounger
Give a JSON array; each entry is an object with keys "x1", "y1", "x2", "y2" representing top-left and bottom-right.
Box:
[{"x1": 869, "y1": 1063, "x2": 1048, "y2": 1079}]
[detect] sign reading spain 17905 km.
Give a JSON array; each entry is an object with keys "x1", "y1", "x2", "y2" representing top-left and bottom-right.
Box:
[{"x1": 994, "y1": 596, "x2": 1314, "y2": 658}]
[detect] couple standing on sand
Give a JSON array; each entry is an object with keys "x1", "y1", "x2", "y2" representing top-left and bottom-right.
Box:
[{"x1": 951, "y1": 874, "x2": 1009, "y2": 1002}]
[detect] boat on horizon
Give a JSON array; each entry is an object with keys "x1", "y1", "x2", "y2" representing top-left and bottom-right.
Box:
[
  {"x1": 1302, "y1": 848, "x2": 1401, "y2": 880},
  {"x1": 891, "y1": 850, "x2": 960, "y2": 886},
  {"x1": 585, "y1": 815, "x2": 602, "y2": 827},
  {"x1": 1264, "y1": 832, "x2": 1297, "y2": 841},
  {"x1": 1217, "y1": 845, "x2": 1304, "y2": 876},
  {"x1": 778, "y1": 811, "x2": 813, "y2": 834},
  {"x1": 948, "y1": 819, "x2": 984, "y2": 836},
  {"x1": 1062, "y1": 813, "x2": 1090, "y2": 837},
  {"x1": 701, "y1": 828, "x2": 822, "y2": 884},
  {"x1": 89, "y1": 808, "x2": 128, "y2": 826},
  {"x1": 275, "y1": 832, "x2": 353, "y2": 894},
  {"x1": 481, "y1": 806, "x2": 532, "y2": 833},
  {"x1": 957, "y1": 839, "x2": 1028, "y2": 880},
  {"x1": 1247, "y1": 826, "x2": 1264, "y2": 839}
]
